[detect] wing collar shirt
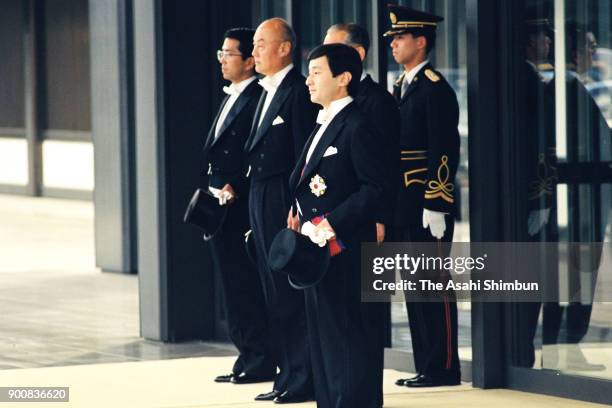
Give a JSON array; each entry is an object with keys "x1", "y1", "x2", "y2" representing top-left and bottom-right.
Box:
[
  {"x1": 257, "y1": 63, "x2": 294, "y2": 127},
  {"x1": 305, "y1": 95, "x2": 353, "y2": 163},
  {"x1": 214, "y1": 76, "x2": 257, "y2": 138},
  {"x1": 401, "y1": 59, "x2": 429, "y2": 97}
]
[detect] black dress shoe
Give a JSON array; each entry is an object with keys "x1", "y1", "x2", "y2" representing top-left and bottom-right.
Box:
[
  {"x1": 273, "y1": 390, "x2": 313, "y2": 404},
  {"x1": 405, "y1": 374, "x2": 460, "y2": 387},
  {"x1": 255, "y1": 390, "x2": 282, "y2": 401},
  {"x1": 395, "y1": 374, "x2": 421, "y2": 386},
  {"x1": 214, "y1": 373, "x2": 235, "y2": 383},
  {"x1": 231, "y1": 372, "x2": 274, "y2": 384}
]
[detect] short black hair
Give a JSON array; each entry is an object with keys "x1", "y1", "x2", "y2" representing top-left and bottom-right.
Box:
[
  {"x1": 224, "y1": 27, "x2": 255, "y2": 60},
  {"x1": 307, "y1": 43, "x2": 362, "y2": 96},
  {"x1": 404, "y1": 28, "x2": 437, "y2": 54},
  {"x1": 328, "y1": 23, "x2": 370, "y2": 56}
]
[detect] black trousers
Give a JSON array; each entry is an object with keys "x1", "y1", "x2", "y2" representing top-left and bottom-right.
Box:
[
  {"x1": 390, "y1": 216, "x2": 461, "y2": 378},
  {"x1": 249, "y1": 175, "x2": 313, "y2": 394},
  {"x1": 208, "y1": 196, "x2": 275, "y2": 377},
  {"x1": 304, "y1": 231, "x2": 384, "y2": 408}
]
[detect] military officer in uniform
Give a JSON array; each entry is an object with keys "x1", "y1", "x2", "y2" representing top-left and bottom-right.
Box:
[
  {"x1": 287, "y1": 43, "x2": 386, "y2": 408},
  {"x1": 323, "y1": 23, "x2": 399, "y2": 403},
  {"x1": 203, "y1": 27, "x2": 275, "y2": 385},
  {"x1": 242, "y1": 18, "x2": 318, "y2": 404},
  {"x1": 385, "y1": 5, "x2": 461, "y2": 387}
]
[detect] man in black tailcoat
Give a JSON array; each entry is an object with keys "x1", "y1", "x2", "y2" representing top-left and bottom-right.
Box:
[
  {"x1": 323, "y1": 22, "x2": 399, "y2": 402},
  {"x1": 287, "y1": 43, "x2": 386, "y2": 408},
  {"x1": 241, "y1": 17, "x2": 318, "y2": 404},
  {"x1": 203, "y1": 27, "x2": 275, "y2": 385}
]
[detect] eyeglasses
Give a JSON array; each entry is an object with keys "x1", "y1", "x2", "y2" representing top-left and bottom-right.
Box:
[{"x1": 217, "y1": 50, "x2": 242, "y2": 61}]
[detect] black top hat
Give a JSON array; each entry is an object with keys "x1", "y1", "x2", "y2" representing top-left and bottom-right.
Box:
[
  {"x1": 268, "y1": 228, "x2": 331, "y2": 290},
  {"x1": 183, "y1": 188, "x2": 227, "y2": 241},
  {"x1": 383, "y1": 4, "x2": 443, "y2": 37}
]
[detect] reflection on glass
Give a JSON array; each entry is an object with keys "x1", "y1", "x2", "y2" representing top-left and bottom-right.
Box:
[{"x1": 515, "y1": 0, "x2": 612, "y2": 380}]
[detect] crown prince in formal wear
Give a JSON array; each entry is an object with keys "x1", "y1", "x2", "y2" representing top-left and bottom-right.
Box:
[
  {"x1": 241, "y1": 18, "x2": 318, "y2": 404},
  {"x1": 323, "y1": 23, "x2": 399, "y2": 404},
  {"x1": 385, "y1": 5, "x2": 461, "y2": 388},
  {"x1": 202, "y1": 28, "x2": 275, "y2": 386},
  {"x1": 286, "y1": 43, "x2": 386, "y2": 408}
]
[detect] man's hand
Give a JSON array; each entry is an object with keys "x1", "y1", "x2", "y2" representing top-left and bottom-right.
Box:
[
  {"x1": 301, "y1": 218, "x2": 335, "y2": 247},
  {"x1": 219, "y1": 184, "x2": 236, "y2": 205},
  {"x1": 313, "y1": 218, "x2": 335, "y2": 240},
  {"x1": 376, "y1": 223, "x2": 385, "y2": 244},
  {"x1": 287, "y1": 207, "x2": 300, "y2": 232}
]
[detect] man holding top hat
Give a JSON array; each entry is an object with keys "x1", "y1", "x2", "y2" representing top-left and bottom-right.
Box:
[
  {"x1": 243, "y1": 18, "x2": 318, "y2": 404},
  {"x1": 322, "y1": 22, "x2": 399, "y2": 402},
  {"x1": 280, "y1": 43, "x2": 386, "y2": 408},
  {"x1": 385, "y1": 5, "x2": 461, "y2": 387},
  {"x1": 200, "y1": 27, "x2": 275, "y2": 385}
]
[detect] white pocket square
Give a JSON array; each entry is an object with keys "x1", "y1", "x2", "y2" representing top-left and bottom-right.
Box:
[
  {"x1": 272, "y1": 116, "x2": 285, "y2": 125},
  {"x1": 323, "y1": 146, "x2": 338, "y2": 157}
]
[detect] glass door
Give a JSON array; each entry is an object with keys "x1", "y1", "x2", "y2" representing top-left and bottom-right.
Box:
[{"x1": 511, "y1": 0, "x2": 612, "y2": 384}]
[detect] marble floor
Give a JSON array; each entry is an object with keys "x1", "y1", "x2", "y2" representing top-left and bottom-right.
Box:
[{"x1": 0, "y1": 194, "x2": 235, "y2": 370}]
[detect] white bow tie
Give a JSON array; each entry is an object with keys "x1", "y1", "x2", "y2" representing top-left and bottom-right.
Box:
[
  {"x1": 316, "y1": 109, "x2": 331, "y2": 125},
  {"x1": 223, "y1": 85, "x2": 239, "y2": 96},
  {"x1": 258, "y1": 77, "x2": 278, "y2": 94}
]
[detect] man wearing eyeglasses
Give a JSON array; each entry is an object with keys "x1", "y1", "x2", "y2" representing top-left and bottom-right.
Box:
[
  {"x1": 242, "y1": 17, "x2": 318, "y2": 404},
  {"x1": 203, "y1": 27, "x2": 275, "y2": 387}
]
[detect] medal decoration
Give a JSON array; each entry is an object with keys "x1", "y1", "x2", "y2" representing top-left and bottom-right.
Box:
[{"x1": 309, "y1": 174, "x2": 327, "y2": 197}]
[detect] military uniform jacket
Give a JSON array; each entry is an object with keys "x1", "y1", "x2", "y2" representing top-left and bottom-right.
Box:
[
  {"x1": 393, "y1": 63, "x2": 460, "y2": 227},
  {"x1": 523, "y1": 62, "x2": 557, "y2": 213},
  {"x1": 289, "y1": 102, "x2": 384, "y2": 241},
  {"x1": 203, "y1": 79, "x2": 263, "y2": 194},
  {"x1": 244, "y1": 67, "x2": 318, "y2": 186},
  {"x1": 355, "y1": 75, "x2": 400, "y2": 225}
]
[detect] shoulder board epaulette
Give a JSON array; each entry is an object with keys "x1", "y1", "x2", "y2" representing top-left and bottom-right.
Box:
[
  {"x1": 537, "y1": 63, "x2": 554, "y2": 71},
  {"x1": 425, "y1": 69, "x2": 440, "y2": 82}
]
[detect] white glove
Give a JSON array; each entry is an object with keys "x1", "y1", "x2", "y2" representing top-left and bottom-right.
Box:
[
  {"x1": 208, "y1": 186, "x2": 233, "y2": 206},
  {"x1": 301, "y1": 221, "x2": 334, "y2": 247},
  {"x1": 422, "y1": 209, "x2": 447, "y2": 239},
  {"x1": 217, "y1": 190, "x2": 233, "y2": 205},
  {"x1": 528, "y1": 208, "x2": 551, "y2": 236}
]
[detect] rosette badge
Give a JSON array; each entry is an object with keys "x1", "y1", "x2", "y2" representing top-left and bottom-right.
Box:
[{"x1": 309, "y1": 174, "x2": 327, "y2": 197}]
